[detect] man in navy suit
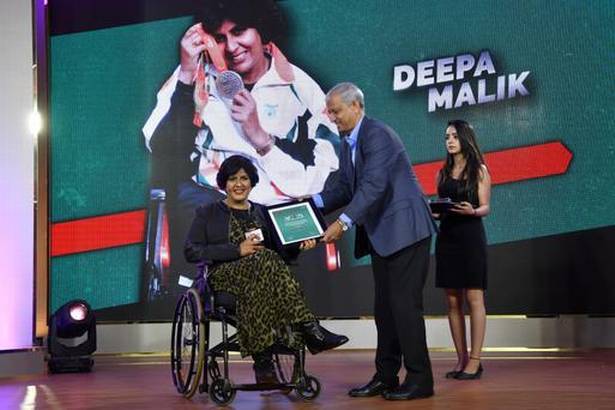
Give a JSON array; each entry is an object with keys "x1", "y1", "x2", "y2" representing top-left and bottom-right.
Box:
[{"x1": 315, "y1": 82, "x2": 437, "y2": 400}]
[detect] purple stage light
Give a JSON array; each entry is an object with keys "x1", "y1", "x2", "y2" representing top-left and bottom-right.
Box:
[{"x1": 69, "y1": 303, "x2": 88, "y2": 321}]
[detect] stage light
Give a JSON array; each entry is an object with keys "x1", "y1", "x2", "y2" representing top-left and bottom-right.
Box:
[
  {"x1": 69, "y1": 302, "x2": 88, "y2": 321},
  {"x1": 47, "y1": 299, "x2": 97, "y2": 373}
]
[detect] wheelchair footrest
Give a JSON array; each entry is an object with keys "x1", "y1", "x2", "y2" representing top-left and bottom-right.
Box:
[{"x1": 209, "y1": 339, "x2": 241, "y2": 354}]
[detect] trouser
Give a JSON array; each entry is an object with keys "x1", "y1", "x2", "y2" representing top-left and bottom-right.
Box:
[{"x1": 371, "y1": 236, "x2": 433, "y2": 387}]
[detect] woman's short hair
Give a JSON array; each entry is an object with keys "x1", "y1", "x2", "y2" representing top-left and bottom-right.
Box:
[
  {"x1": 216, "y1": 155, "x2": 260, "y2": 189},
  {"x1": 197, "y1": 0, "x2": 286, "y2": 44}
]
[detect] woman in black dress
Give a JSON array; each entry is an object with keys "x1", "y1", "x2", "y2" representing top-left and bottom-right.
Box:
[
  {"x1": 184, "y1": 155, "x2": 348, "y2": 383},
  {"x1": 434, "y1": 120, "x2": 491, "y2": 380}
]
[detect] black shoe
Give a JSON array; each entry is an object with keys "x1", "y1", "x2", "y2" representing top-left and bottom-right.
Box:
[
  {"x1": 455, "y1": 363, "x2": 483, "y2": 380},
  {"x1": 382, "y1": 383, "x2": 434, "y2": 400},
  {"x1": 299, "y1": 321, "x2": 349, "y2": 354},
  {"x1": 252, "y1": 352, "x2": 278, "y2": 384},
  {"x1": 348, "y1": 379, "x2": 397, "y2": 397},
  {"x1": 445, "y1": 370, "x2": 461, "y2": 379}
]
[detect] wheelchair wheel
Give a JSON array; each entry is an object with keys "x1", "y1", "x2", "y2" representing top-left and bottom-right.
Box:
[
  {"x1": 296, "y1": 375, "x2": 321, "y2": 401},
  {"x1": 170, "y1": 288, "x2": 205, "y2": 398},
  {"x1": 208, "y1": 378, "x2": 236, "y2": 406}
]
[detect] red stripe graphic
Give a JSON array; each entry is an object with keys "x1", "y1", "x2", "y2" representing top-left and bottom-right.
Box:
[
  {"x1": 51, "y1": 141, "x2": 571, "y2": 256},
  {"x1": 415, "y1": 141, "x2": 572, "y2": 195},
  {"x1": 51, "y1": 209, "x2": 147, "y2": 257}
]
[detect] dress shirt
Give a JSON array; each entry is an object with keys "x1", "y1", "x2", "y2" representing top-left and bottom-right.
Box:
[{"x1": 314, "y1": 115, "x2": 364, "y2": 228}]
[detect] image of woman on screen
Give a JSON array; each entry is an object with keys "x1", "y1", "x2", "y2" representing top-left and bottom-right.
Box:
[
  {"x1": 434, "y1": 120, "x2": 491, "y2": 380},
  {"x1": 143, "y1": 0, "x2": 339, "y2": 212},
  {"x1": 184, "y1": 155, "x2": 348, "y2": 383}
]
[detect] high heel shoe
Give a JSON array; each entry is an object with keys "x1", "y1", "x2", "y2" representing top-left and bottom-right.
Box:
[
  {"x1": 455, "y1": 357, "x2": 483, "y2": 380},
  {"x1": 445, "y1": 358, "x2": 468, "y2": 379},
  {"x1": 445, "y1": 370, "x2": 461, "y2": 379},
  {"x1": 298, "y1": 321, "x2": 349, "y2": 354}
]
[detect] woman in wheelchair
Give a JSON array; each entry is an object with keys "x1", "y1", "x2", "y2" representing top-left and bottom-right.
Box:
[{"x1": 184, "y1": 155, "x2": 348, "y2": 384}]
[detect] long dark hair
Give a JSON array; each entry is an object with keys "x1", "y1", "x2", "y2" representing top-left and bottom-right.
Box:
[{"x1": 438, "y1": 120, "x2": 485, "y2": 200}]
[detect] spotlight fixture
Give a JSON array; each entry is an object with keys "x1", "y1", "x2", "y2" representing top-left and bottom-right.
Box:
[{"x1": 47, "y1": 299, "x2": 97, "y2": 373}]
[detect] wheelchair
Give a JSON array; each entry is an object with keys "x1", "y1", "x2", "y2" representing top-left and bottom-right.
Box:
[{"x1": 170, "y1": 266, "x2": 322, "y2": 406}]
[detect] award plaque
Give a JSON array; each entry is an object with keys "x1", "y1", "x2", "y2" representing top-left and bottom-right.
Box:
[{"x1": 266, "y1": 199, "x2": 327, "y2": 245}]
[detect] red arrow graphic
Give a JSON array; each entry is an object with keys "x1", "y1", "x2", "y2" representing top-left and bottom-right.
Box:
[
  {"x1": 51, "y1": 209, "x2": 146, "y2": 257},
  {"x1": 415, "y1": 141, "x2": 572, "y2": 195}
]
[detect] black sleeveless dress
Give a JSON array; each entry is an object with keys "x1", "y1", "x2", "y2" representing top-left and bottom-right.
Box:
[{"x1": 435, "y1": 177, "x2": 487, "y2": 289}]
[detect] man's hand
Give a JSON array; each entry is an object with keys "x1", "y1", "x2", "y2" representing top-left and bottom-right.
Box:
[
  {"x1": 239, "y1": 236, "x2": 264, "y2": 257},
  {"x1": 321, "y1": 221, "x2": 344, "y2": 243},
  {"x1": 231, "y1": 90, "x2": 272, "y2": 153},
  {"x1": 178, "y1": 23, "x2": 207, "y2": 84}
]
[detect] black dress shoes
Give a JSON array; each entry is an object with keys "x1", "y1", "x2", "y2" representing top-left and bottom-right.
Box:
[
  {"x1": 382, "y1": 383, "x2": 434, "y2": 400},
  {"x1": 299, "y1": 321, "x2": 349, "y2": 354},
  {"x1": 348, "y1": 379, "x2": 397, "y2": 397}
]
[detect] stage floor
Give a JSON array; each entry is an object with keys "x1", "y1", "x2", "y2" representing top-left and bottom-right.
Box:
[{"x1": 1, "y1": 349, "x2": 614, "y2": 409}]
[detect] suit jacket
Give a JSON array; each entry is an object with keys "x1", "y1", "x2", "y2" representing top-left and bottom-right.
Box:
[{"x1": 321, "y1": 116, "x2": 436, "y2": 258}]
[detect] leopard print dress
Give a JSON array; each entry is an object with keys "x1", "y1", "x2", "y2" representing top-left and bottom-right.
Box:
[{"x1": 208, "y1": 209, "x2": 315, "y2": 357}]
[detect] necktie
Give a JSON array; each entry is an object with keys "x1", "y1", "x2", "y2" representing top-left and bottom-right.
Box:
[{"x1": 344, "y1": 140, "x2": 356, "y2": 190}]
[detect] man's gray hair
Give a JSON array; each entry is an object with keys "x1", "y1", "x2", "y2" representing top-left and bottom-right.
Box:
[{"x1": 326, "y1": 82, "x2": 365, "y2": 108}]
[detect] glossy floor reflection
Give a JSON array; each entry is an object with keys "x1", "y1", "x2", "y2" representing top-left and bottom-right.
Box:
[{"x1": 1, "y1": 350, "x2": 614, "y2": 409}]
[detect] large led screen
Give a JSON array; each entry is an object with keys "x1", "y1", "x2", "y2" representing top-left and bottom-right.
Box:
[{"x1": 49, "y1": 0, "x2": 615, "y2": 320}]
